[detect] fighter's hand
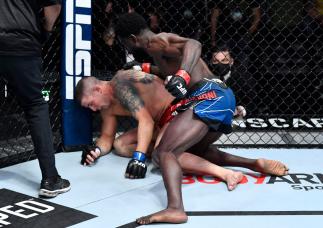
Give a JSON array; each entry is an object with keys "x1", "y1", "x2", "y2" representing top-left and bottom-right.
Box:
[
  {"x1": 123, "y1": 60, "x2": 141, "y2": 70},
  {"x1": 125, "y1": 151, "x2": 147, "y2": 179},
  {"x1": 122, "y1": 61, "x2": 151, "y2": 73},
  {"x1": 165, "y1": 70, "x2": 191, "y2": 99},
  {"x1": 165, "y1": 75, "x2": 189, "y2": 99},
  {"x1": 81, "y1": 145, "x2": 101, "y2": 166},
  {"x1": 234, "y1": 105, "x2": 247, "y2": 119}
]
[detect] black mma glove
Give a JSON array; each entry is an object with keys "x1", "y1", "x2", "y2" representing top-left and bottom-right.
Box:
[
  {"x1": 165, "y1": 70, "x2": 191, "y2": 100},
  {"x1": 125, "y1": 151, "x2": 147, "y2": 179},
  {"x1": 81, "y1": 145, "x2": 101, "y2": 166},
  {"x1": 123, "y1": 61, "x2": 151, "y2": 73}
]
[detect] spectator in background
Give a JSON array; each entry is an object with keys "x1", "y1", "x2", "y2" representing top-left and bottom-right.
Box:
[
  {"x1": 103, "y1": 26, "x2": 116, "y2": 47},
  {"x1": 101, "y1": 0, "x2": 119, "y2": 48},
  {"x1": 301, "y1": 0, "x2": 323, "y2": 95},
  {"x1": 209, "y1": 0, "x2": 261, "y2": 68},
  {"x1": 265, "y1": 0, "x2": 302, "y2": 47},
  {"x1": 123, "y1": 1, "x2": 155, "y2": 63},
  {"x1": 127, "y1": 1, "x2": 163, "y2": 33},
  {"x1": 92, "y1": 0, "x2": 126, "y2": 72},
  {"x1": 306, "y1": 0, "x2": 323, "y2": 27},
  {"x1": 181, "y1": 7, "x2": 201, "y2": 39},
  {"x1": 127, "y1": 0, "x2": 136, "y2": 13},
  {"x1": 0, "y1": 0, "x2": 70, "y2": 197},
  {"x1": 127, "y1": 0, "x2": 145, "y2": 15},
  {"x1": 174, "y1": 0, "x2": 203, "y2": 39},
  {"x1": 262, "y1": 0, "x2": 323, "y2": 113},
  {"x1": 301, "y1": 0, "x2": 323, "y2": 56},
  {"x1": 264, "y1": 0, "x2": 322, "y2": 61},
  {"x1": 147, "y1": 9, "x2": 162, "y2": 33},
  {"x1": 210, "y1": 44, "x2": 258, "y2": 114},
  {"x1": 308, "y1": 0, "x2": 323, "y2": 98},
  {"x1": 210, "y1": 45, "x2": 234, "y2": 82},
  {"x1": 103, "y1": 0, "x2": 117, "y2": 28}
]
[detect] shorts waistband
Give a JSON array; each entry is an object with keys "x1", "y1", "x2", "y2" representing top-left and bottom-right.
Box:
[{"x1": 189, "y1": 77, "x2": 228, "y2": 93}]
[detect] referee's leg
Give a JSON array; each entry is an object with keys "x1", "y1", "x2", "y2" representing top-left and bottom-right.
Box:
[{"x1": 2, "y1": 56, "x2": 70, "y2": 197}]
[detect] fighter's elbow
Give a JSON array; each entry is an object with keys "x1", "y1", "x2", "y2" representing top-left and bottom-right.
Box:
[
  {"x1": 195, "y1": 40, "x2": 202, "y2": 50},
  {"x1": 195, "y1": 39, "x2": 202, "y2": 46},
  {"x1": 187, "y1": 39, "x2": 202, "y2": 50}
]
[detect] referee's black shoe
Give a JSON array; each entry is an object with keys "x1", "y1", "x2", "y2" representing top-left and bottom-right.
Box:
[{"x1": 39, "y1": 175, "x2": 71, "y2": 198}]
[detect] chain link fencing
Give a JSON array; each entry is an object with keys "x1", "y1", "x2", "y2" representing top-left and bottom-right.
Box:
[
  {"x1": 91, "y1": 0, "x2": 323, "y2": 147},
  {"x1": 1, "y1": 0, "x2": 322, "y2": 168}
]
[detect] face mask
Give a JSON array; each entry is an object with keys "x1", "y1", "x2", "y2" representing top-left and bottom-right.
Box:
[{"x1": 212, "y1": 63, "x2": 231, "y2": 76}]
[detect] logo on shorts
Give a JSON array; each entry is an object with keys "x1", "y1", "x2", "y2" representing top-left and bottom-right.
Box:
[{"x1": 205, "y1": 78, "x2": 228, "y2": 89}]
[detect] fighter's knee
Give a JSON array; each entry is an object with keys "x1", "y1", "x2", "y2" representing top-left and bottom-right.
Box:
[
  {"x1": 154, "y1": 146, "x2": 178, "y2": 159},
  {"x1": 113, "y1": 139, "x2": 132, "y2": 157}
]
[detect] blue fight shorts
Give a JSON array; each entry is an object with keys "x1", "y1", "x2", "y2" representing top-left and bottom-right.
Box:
[{"x1": 183, "y1": 78, "x2": 236, "y2": 134}]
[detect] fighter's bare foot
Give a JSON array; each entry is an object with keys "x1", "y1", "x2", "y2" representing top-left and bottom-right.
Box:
[
  {"x1": 255, "y1": 158, "x2": 289, "y2": 176},
  {"x1": 224, "y1": 170, "x2": 243, "y2": 191},
  {"x1": 136, "y1": 208, "x2": 188, "y2": 225}
]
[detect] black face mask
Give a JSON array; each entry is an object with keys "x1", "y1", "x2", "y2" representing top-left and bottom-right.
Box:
[{"x1": 212, "y1": 63, "x2": 231, "y2": 78}]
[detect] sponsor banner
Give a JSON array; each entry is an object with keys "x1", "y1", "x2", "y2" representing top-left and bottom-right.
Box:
[
  {"x1": 0, "y1": 189, "x2": 96, "y2": 228},
  {"x1": 233, "y1": 117, "x2": 323, "y2": 130},
  {"x1": 183, "y1": 173, "x2": 323, "y2": 191},
  {"x1": 61, "y1": 0, "x2": 92, "y2": 146}
]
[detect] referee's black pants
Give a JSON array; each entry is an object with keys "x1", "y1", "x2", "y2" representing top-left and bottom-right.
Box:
[{"x1": 0, "y1": 56, "x2": 58, "y2": 179}]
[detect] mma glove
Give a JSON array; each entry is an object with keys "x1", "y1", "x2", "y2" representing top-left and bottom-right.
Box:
[
  {"x1": 165, "y1": 70, "x2": 191, "y2": 100},
  {"x1": 123, "y1": 61, "x2": 151, "y2": 73},
  {"x1": 125, "y1": 151, "x2": 147, "y2": 179},
  {"x1": 81, "y1": 145, "x2": 102, "y2": 166}
]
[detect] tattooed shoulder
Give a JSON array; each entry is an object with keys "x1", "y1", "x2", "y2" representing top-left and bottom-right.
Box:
[
  {"x1": 114, "y1": 79, "x2": 144, "y2": 114},
  {"x1": 136, "y1": 72, "x2": 155, "y2": 84},
  {"x1": 114, "y1": 70, "x2": 155, "y2": 84},
  {"x1": 127, "y1": 71, "x2": 155, "y2": 84}
]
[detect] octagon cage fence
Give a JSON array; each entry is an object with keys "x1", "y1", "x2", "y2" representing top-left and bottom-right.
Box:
[{"x1": 0, "y1": 0, "x2": 322, "y2": 168}]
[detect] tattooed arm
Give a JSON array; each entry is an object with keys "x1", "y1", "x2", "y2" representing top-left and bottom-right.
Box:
[
  {"x1": 114, "y1": 78, "x2": 154, "y2": 155},
  {"x1": 119, "y1": 69, "x2": 158, "y2": 85}
]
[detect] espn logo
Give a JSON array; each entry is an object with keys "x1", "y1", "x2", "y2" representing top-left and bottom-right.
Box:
[{"x1": 64, "y1": 0, "x2": 91, "y2": 99}]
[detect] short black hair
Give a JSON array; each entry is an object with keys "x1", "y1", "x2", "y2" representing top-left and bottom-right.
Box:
[
  {"x1": 213, "y1": 43, "x2": 230, "y2": 53},
  {"x1": 75, "y1": 77, "x2": 98, "y2": 104},
  {"x1": 115, "y1": 12, "x2": 148, "y2": 38}
]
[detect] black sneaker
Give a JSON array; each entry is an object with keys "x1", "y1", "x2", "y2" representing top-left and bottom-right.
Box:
[{"x1": 39, "y1": 176, "x2": 71, "y2": 198}]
